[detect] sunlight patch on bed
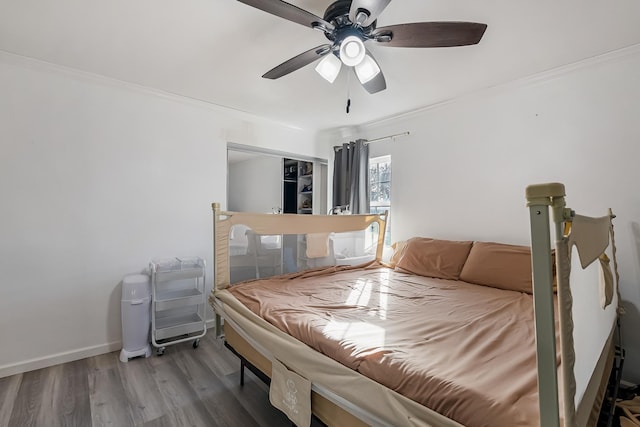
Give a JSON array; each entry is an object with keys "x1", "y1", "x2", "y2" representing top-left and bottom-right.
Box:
[
  {"x1": 322, "y1": 321, "x2": 386, "y2": 347},
  {"x1": 344, "y1": 274, "x2": 390, "y2": 319},
  {"x1": 345, "y1": 279, "x2": 372, "y2": 306},
  {"x1": 379, "y1": 270, "x2": 389, "y2": 320}
]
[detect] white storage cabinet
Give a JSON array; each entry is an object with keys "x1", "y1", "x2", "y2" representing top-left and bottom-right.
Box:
[{"x1": 150, "y1": 257, "x2": 206, "y2": 355}]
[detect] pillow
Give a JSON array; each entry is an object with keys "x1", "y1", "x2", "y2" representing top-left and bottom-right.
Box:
[
  {"x1": 395, "y1": 237, "x2": 473, "y2": 280},
  {"x1": 459, "y1": 241, "x2": 534, "y2": 293}
]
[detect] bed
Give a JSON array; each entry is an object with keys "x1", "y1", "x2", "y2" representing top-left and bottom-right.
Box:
[{"x1": 209, "y1": 183, "x2": 621, "y2": 427}]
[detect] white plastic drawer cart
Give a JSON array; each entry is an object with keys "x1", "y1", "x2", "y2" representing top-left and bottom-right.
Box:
[{"x1": 150, "y1": 257, "x2": 207, "y2": 355}]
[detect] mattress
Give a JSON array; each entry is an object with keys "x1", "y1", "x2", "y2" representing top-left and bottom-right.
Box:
[{"x1": 224, "y1": 262, "x2": 560, "y2": 427}]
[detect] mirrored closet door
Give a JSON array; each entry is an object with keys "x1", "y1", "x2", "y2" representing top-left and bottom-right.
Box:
[
  {"x1": 226, "y1": 144, "x2": 329, "y2": 282},
  {"x1": 227, "y1": 144, "x2": 327, "y2": 215}
]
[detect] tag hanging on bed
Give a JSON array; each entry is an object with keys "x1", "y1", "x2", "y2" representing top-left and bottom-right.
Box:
[{"x1": 269, "y1": 359, "x2": 312, "y2": 427}]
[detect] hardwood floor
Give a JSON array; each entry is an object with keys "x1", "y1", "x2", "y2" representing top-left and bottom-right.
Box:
[{"x1": 0, "y1": 335, "x2": 299, "y2": 427}]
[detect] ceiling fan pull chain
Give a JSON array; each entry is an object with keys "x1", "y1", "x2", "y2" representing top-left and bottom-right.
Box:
[{"x1": 346, "y1": 71, "x2": 351, "y2": 114}]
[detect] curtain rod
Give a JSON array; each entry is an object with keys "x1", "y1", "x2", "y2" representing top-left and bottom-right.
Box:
[
  {"x1": 363, "y1": 131, "x2": 410, "y2": 145},
  {"x1": 333, "y1": 131, "x2": 410, "y2": 151}
]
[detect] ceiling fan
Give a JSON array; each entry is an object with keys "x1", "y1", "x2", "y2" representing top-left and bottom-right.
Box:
[{"x1": 237, "y1": 0, "x2": 487, "y2": 94}]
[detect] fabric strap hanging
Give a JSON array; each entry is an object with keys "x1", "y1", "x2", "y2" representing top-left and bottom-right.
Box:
[{"x1": 566, "y1": 213, "x2": 621, "y2": 310}]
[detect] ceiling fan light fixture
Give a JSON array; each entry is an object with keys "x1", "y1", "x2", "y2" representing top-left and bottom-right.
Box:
[
  {"x1": 315, "y1": 53, "x2": 342, "y2": 83},
  {"x1": 355, "y1": 10, "x2": 369, "y2": 26},
  {"x1": 339, "y1": 36, "x2": 366, "y2": 66},
  {"x1": 240, "y1": 0, "x2": 488, "y2": 96},
  {"x1": 355, "y1": 54, "x2": 380, "y2": 84}
]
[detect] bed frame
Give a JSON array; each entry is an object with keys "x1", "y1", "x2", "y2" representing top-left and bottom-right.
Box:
[{"x1": 210, "y1": 182, "x2": 619, "y2": 427}]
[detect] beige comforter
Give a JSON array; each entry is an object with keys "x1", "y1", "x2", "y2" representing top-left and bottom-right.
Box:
[{"x1": 228, "y1": 262, "x2": 556, "y2": 427}]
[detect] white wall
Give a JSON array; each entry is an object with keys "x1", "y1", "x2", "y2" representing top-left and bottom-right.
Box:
[
  {"x1": 228, "y1": 156, "x2": 282, "y2": 213},
  {"x1": 0, "y1": 52, "x2": 319, "y2": 377},
  {"x1": 321, "y1": 47, "x2": 640, "y2": 382}
]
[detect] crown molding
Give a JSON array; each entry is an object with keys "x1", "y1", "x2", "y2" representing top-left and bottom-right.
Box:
[
  {"x1": 0, "y1": 49, "x2": 308, "y2": 132},
  {"x1": 324, "y1": 42, "x2": 640, "y2": 136}
]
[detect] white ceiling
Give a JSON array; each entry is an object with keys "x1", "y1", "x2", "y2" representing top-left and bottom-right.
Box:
[{"x1": 2, "y1": 0, "x2": 640, "y2": 131}]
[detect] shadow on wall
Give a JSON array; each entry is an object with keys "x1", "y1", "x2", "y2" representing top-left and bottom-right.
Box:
[
  {"x1": 632, "y1": 222, "x2": 640, "y2": 283},
  {"x1": 621, "y1": 300, "x2": 640, "y2": 382},
  {"x1": 109, "y1": 280, "x2": 124, "y2": 344},
  {"x1": 620, "y1": 222, "x2": 640, "y2": 383}
]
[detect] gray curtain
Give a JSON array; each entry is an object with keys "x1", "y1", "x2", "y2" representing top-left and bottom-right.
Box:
[{"x1": 332, "y1": 139, "x2": 370, "y2": 214}]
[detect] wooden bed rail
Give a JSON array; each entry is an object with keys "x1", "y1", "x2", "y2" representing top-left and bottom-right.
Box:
[{"x1": 211, "y1": 203, "x2": 388, "y2": 292}]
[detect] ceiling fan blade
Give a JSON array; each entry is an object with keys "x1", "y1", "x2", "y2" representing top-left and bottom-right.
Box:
[
  {"x1": 373, "y1": 22, "x2": 487, "y2": 48},
  {"x1": 237, "y1": 0, "x2": 334, "y2": 31},
  {"x1": 358, "y1": 51, "x2": 386, "y2": 94},
  {"x1": 262, "y1": 44, "x2": 332, "y2": 79},
  {"x1": 349, "y1": 0, "x2": 391, "y2": 27}
]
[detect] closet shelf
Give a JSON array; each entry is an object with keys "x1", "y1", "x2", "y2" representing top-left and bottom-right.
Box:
[{"x1": 284, "y1": 159, "x2": 314, "y2": 216}]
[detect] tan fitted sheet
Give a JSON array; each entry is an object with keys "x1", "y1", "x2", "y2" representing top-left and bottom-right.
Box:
[{"x1": 226, "y1": 262, "x2": 557, "y2": 427}]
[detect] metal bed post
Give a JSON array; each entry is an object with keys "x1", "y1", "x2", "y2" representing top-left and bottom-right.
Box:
[{"x1": 526, "y1": 183, "x2": 565, "y2": 427}]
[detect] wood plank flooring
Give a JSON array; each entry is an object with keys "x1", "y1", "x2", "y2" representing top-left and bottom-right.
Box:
[{"x1": 0, "y1": 334, "x2": 303, "y2": 427}]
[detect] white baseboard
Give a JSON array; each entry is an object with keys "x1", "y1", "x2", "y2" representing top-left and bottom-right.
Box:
[
  {"x1": 0, "y1": 341, "x2": 122, "y2": 379},
  {"x1": 0, "y1": 320, "x2": 219, "y2": 379}
]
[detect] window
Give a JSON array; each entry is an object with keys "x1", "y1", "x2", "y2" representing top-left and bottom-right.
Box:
[{"x1": 369, "y1": 155, "x2": 391, "y2": 246}]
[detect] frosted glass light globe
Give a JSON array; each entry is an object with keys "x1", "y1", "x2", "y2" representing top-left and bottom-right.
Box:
[{"x1": 339, "y1": 36, "x2": 366, "y2": 67}]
